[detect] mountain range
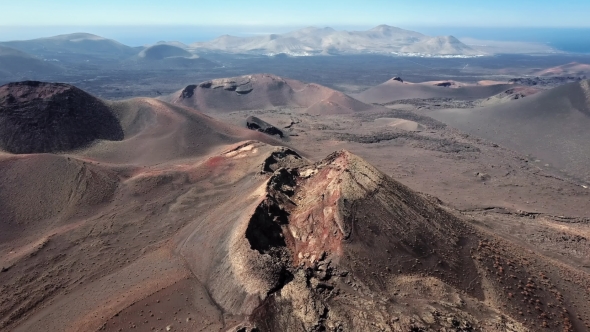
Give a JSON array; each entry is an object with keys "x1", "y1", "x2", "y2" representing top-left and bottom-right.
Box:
[
  {"x1": 190, "y1": 25, "x2": 484, "y2": 56},
  {"x1": 0, "y1": 25, "x2": 566, "y2": 62}
]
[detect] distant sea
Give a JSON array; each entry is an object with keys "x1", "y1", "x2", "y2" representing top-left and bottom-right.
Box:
[
  {"x1": 1, "y1": 25, "x2": 589, "y2": 53},
  {"x1": 410, "y1": 27, "x2": 590, "y2": 54}
]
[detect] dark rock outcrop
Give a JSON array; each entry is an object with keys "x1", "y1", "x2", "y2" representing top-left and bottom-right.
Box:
[
  {"x1": 246, "y1": 116, "x2": 284, "y2": 138},
  {"x1": 235, "y1": 83, "x2": 254, "y2": 94},
  {"x1": 181, "y1": 85, "x2": 197, "y2": 99},
  {"x1": 435, "y1": 82, "x2": 452, "y2": 87},
  {"x1": 509, "y1": 76, "x2": 583, "y2": 87}
]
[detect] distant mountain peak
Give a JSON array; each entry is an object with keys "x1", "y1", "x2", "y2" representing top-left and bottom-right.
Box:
[
  {"x1": 371, "y1": 24, "x2": 394, "y2": 30},
  {"x1": 369, "y1": 24, "x2": 412, "y2": 33},
  {"x1": 433, "y1": 35, "x2": 462, "y2": 43},
  {"x1": 48, "y1": 32, "x2": 107, "y2": 41}
]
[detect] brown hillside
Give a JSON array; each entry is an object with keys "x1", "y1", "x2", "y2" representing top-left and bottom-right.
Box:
[{"x1": 164, "y1": 74, "x2": 379, "y2": 115}]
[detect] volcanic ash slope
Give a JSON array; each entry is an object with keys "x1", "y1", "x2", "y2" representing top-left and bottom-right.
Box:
[
  {"x1": 0, "y1": 81, "x2": 123, "y2": 154},
  {"x1": 430, "y1": 79, "x2": 590, "y2": 181}
]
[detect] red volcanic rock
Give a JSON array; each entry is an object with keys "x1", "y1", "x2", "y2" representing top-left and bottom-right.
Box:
[
  {"x1": 239, "y1": 149, "x2": 589, "y2": 331},
  {"x1": 0, "y1": 81, "x2": 123, "y2": 154}
]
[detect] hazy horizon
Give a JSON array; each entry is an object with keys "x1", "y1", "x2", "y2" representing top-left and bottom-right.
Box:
[
  {"x1": 4, "y1": 1, "x2": 590, "y2": 52},
  {"x1": 1, "y1": 25, "x2": 590, "y2": 53}
]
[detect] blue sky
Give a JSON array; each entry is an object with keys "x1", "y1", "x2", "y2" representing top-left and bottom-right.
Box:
[{"x1": 3, "y1": 0, "x2": 590, "y2": 27}]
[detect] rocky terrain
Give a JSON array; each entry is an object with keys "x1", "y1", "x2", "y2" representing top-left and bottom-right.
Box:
[
  {"x1": 1, "y1": 75, "x2": 590, "y2": 332},
  {"x1": 509, "y1": 76, "x2": 586, "y2": 87},
  {"x1": 244, "y1": 150, "x2": 590, "y2": 331},
  {"x1": 246, "y1": 115, "x2": 284, "y2": 138}
]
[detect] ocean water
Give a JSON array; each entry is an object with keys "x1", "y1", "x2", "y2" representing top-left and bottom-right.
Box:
[
  {"x1": 409, "y1": 27, "x2": 590, "y2": 54},
  {"x1": 1, "y1": 25, "x2": 589, "y2": 53}
]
